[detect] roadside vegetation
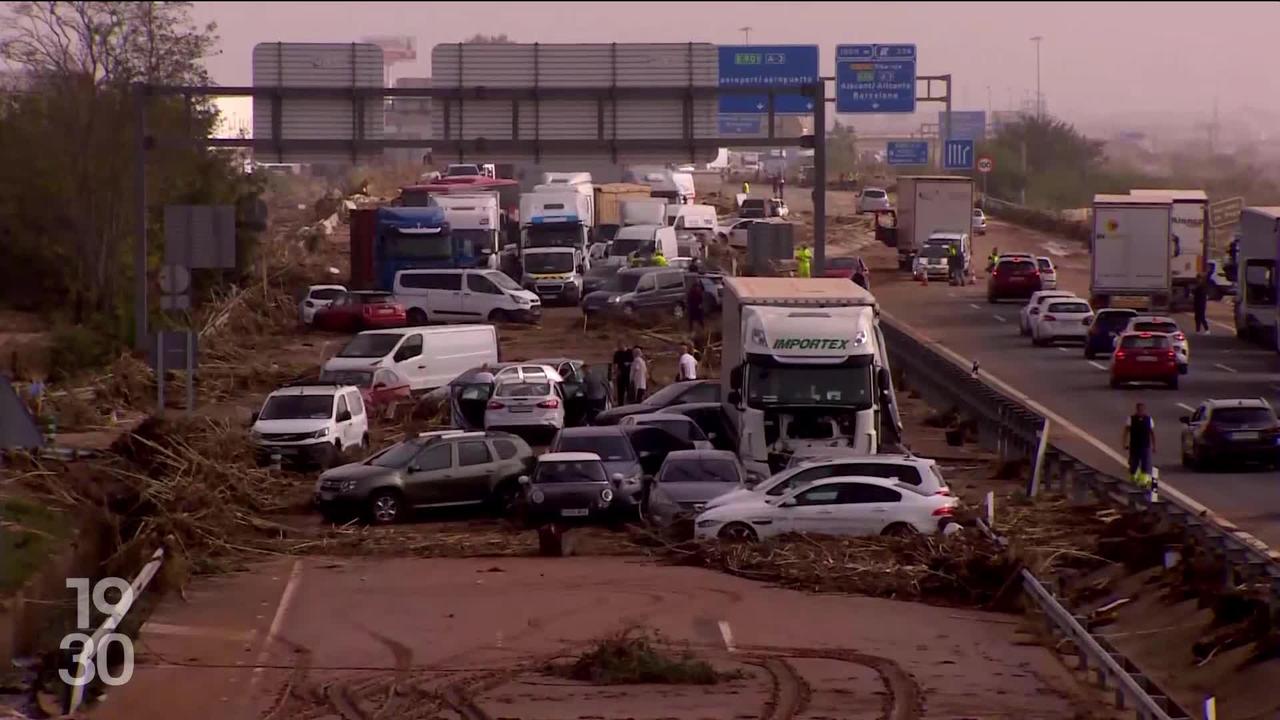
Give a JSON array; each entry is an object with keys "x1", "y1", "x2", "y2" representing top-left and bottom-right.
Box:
[{"x1": 546, "y1": 629, "x2": 729, "y2": 685}]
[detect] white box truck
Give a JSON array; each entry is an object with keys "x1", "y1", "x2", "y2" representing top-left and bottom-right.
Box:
[
  {"x1": 1130, "y1": 189, "x2": 1208, "y2": 308},
  {"x1": 518, "y1": 190, "x2": 593, "y2": 302},
  {"x1": 720, "y1": 277, "x2": 902, "y2": 479},
  {"x1": 432, "y1": 193, "x2": 501, "y2": 269},
  {"x1": 895, "y1": 176, "x2": 975, "y2": 270},
  {"x1": 1090, "y1": 194, "x2": 1173, "y2": 310},
  {"x1": 1234, "y1": 206, "x2": 1279, "y2": 349}
]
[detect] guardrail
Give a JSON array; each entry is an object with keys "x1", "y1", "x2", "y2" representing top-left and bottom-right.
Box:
[{"x1": 881, "y1": 314, "x2": 1280, "y2": 716}]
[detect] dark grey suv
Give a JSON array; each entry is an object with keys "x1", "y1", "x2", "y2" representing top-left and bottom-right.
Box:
[
  {"x1": 581, "y1": 266, "x2": 689, "y2": 321},
  {"x1": 314, "y1": 430, "x2": 535, "y2": 524}
]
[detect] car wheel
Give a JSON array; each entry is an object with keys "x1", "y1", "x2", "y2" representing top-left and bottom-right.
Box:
[
  {"x1": 360, "y1": 433, "x2": 370, "y2": 453},
  {"x1": 1182, "y1": 447, "x2": 1198, "y2": 471},
  {"x1": 489, "y1": 309, "x2": 511, "y2": 323},
  {"x1": 881, "y1": 522, "x2": 916, "y2": 537},
  {"x1": 324, "y1": 441, "x2": 343, "y2": 468},
  {"x1": 717, "y1": 522, "x2": 758, "y2": 543},
  {"x1": 366, "y1": 489, "x2": 403, "y2": 525},
  {"x1": 406, "y1": 308, "x2": 428, "y2": 326}
]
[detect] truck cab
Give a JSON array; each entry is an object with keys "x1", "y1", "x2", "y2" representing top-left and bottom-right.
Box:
[
  {"x1": 433, "y1": 193, "x2": 501, "y2": 270},
  {"x1": 349, "y1": 206, "x2": 456, "y2": 291},
  {"x1": 719, "y1": 278, "x2": 902, "y2": 478},
  {"x1": 521, "y1": 246, "x2": 588, "y2": 306},
  {"x1": 520, "y1": 191, "x2": 592, "y2": 256}
]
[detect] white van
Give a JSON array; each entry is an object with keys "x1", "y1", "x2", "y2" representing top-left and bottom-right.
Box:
[
  {"x1": 393, "y1": 269, "x2": 541, "y2": 325},
  {"x1": 605, "y1": 225, "x2": 678, "y2": 267},
  {"x1": 667, "y1": 204, "x2": 718, "y2": 242},
  {"x1": 323, "y1": 325, "x2": 498, "y2": 394}
]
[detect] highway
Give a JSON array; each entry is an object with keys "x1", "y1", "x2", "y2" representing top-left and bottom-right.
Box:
[{"x1": 865, "y1": 219, "x2": 1280, "y2": 548}]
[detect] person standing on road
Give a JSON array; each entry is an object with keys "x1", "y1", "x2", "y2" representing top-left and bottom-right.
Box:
[
  {"x1": 742, "y1": 180, "x2": 751, "y2": 196},
  {"x1": 583, "y1": 365, "x2": 610, "y2": 423},
  {"x1": 946, "y1": 244, "x2": 963, "y2": 285},
  {"x1": 676, "y1": 343, "x2": 698, "y2": 382},
  {"x1": 629, "y1": 347, "x2": 649, "y2": 403},
  {"x1": 612, "y1": 341, "x2": 632, "y2": 405},
  {"x1": 686, "y1": 277, "x2": 706, "y2": 332},
  {"x1": 987, "y1": 246, "x2": 1000, "y2": 273},
  {"x1": 1193, "y1": 275, "x2": 1210, "y2": 334},
  {"x1": 795, "y1": 244, "x2": 812, "y2": 278},
  {"x1": 1122, "y1": 402, "x2": 1156, "y2": 488}
]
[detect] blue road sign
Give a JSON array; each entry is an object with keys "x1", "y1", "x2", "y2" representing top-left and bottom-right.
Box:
[
  {"x1": 939, "y1": 111, "x2": 986, "y2": 142},
  {"x1": 943, "y1": 139, "x2": 975, "y2": 170},
  {"x1": 718, "y1": 115, "x2": 763, "y2": 135},
  {"x1": 886, "y1": 141, "x2": 930, "y2": 166},
  {"x1": 718, "y1": 45, "x2": 818, "y2": 115},
  {"x1": 834, "y1": 44, "x2": 917, "y2": 114}
]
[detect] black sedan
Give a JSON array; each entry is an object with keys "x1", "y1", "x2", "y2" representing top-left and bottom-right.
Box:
[{"x1": 593, "y1": 380, "x2": 721, "y2": 425}]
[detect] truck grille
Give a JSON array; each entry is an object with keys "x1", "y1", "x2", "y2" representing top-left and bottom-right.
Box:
[
  {"x1": 260, "y1": 432, "x2": 313, "y2": 443},
  {"x1": 536, "y1": 283, "x2": 564, "y2": 294}
]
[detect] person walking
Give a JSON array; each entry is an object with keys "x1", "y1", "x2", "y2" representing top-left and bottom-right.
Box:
[
  {"x1": 987, "y1": 246, "x2": 1000, "y2": 273},
  {"x1": 946, "y1": 244, "x2": 963, "y2": 285},
  {"x1": 676, "y1": 343, "x2": 698, "y2": 382},
  {"x1": 629, "y1": 347, "x2": 649, "y2": 403},
  {"x1": 742, "y1": 180, "x2": 751, "y2": 195},
  {"x1": 795, "y1": 244, "x2": 812, "y2": 278},
  {"x1": 583, "y1": 365, "x2": 610, "y2": 423},
  {"x1": 612, "y1": 341, "x2": 632, "y2": 405},
  {"x1": 1192, "y1": 275, "x2": 1210, "y2": 334},
  {"x1": 686, "y1": 277, "x2": 706, "y2": 332},
  {"x1": 1122, "y1": 402, "x2": 1156, "y2": 488}
]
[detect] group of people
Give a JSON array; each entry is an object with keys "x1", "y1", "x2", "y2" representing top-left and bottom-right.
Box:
[{"x1": 610, "y1": 341, "x2": 700, "y2": 405}]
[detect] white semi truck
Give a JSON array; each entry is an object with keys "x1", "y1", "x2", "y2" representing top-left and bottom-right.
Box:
[
  {"x1": 894, "y1": 176, "x2": 975, "y2": 270},
  {"x1": 518, "y1": 190, "x2": 593, "y2": 304},
  {"x1": 1234, "y1": 206, "x2": 1279, "y2": 350},
  {"x1": 1130, "y1": 189, "x2": 1208, "y2": 308},
  {"x1": 433, "y1": 193, "x2": 501, "y2": 269},
  {"x1": 720, "y1": 277, "x2": 902, "y2": 479},
  {"x1": 1090, "y1": 194, "x2": 1173, "y2": 310}
]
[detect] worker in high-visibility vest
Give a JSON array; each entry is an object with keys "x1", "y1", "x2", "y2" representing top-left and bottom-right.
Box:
[
  {"x1": 1122, "y1": 402, "x2": 1155, "y2": 488},
  {"x1": 987, "y1": 246, "x2": 1000, "y2": 273},
  {"x1": 795, "y1": 244, "x2": 812, "y2": 278},
  {"x1": 652, "y1": 248, "x2": 668, "y2": 266},
  {"x1": 742, "y1": 181, "x2": 751, "y2": 195}
]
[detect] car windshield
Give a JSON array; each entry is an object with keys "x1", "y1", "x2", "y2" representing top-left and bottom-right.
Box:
[
  {"x1": 643, "y1": 382, "x2": 694, "y2": 407},
  {"x1": 554, "y1": 434, "x2": 636, "y2": 461},
  {"x1": 863, "y1": 189, "x2": 886, "y2": 198},
  {"x1": 369, "y1": 440, "x2": 424, "y2": 468},
  {"x1": 310, "y1": 287, "x2": 344, "y2": 300},
  {"x1": 747, "y1": 364, "x2": 873, "y2": 409},
  {"x1": 972, "y1": 209, "x2": 983, "y2": 217},
  {"x1": 658, "y1": 458, "x2": 740, "y2": 484},
  {"x1": 828, "y1": 257, "x2": 856, "y2": 269},
  {"x1": 1211, "y1": 407, "x2": 1276, "y2": 425},
  {"x1": 1120, "y1": 335, "x2": 1171, "y2": 349},
  {"x1": 259, "y1": 394, "x2": 333, "y2": 420},
  {"x1": 1047, "y1": 302, "x2": 1090, "y2": 313},
  {"x1": 1097, "y1": 312, "x2": 1136, "y2": 328},
  {"x1": 601, "y1": 273, "x2": 643, "y2": 293},
  {"x1": 446, "y1": 165, "x2": 479, "y2": 176},
  {"x1": 487, "y1": 272, "x2": 521, "y2": 291},
  {"x1": 999, "y1": 260, "x2": 1036, "y2": 274},
  {"x1": 920, "y1": 245, "x2": 948, "y2": 259},
  {"x1": 337, "y1": 333, "x2": 401, "y2": 358},
  {"x1": 495, "y1": 382, "x2": 550, "y2": 398},
  {"x1": 609, "y1": 236, "x2": 649, "y2": 257},
  {"x1": 1133, "y1": 321, "x2": 1178, "y2": 334},
  {"x1": 319, "y1": 369, "x2": 374, "y2": 387},
  {"x1": 534, "y1": 460, "x2": 607, "y2": 483},
  {"x1": 640, "y1": 418, "x2": 707, "y2": 443},
  {"x1": 1037, "y1": 258, "x2": 1053, "y2": 272},
  {"x1": 524, "y1": 253, "x2": 575, "y2": 273}
]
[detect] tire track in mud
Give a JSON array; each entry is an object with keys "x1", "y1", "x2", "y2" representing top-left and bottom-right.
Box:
[
  {"x1": 755, "y1": 656, "x2": 810, "y2": 720},
  {"x1": 742, "y1": 645, "x2": 924, "y2": 720}
]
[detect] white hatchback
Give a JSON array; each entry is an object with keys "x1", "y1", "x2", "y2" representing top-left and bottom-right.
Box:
[
  {"x1": 485, "y1": 376, "x2": 565, "y2": 436},
  {"x1": 1031, "y1": 298, "x2": 1094, "y2": 346},
  {"x1": 299, "y1": 284, "x2": 347, "y2": 325},
  {"x1": 1019, "y1": 290, "x2": 1080, "y2": 336},
  {"x1": 694, "y1": 476, "x2": 959, "y2": 542},
  {"x1": 1036, "y1": 256, "x2": 1058, "y2": 290}
]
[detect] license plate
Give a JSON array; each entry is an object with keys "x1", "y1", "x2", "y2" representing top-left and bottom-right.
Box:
[
  {"x1": 1233, "y1": 431, "x2": 1260, "y2": 441},
  {"x1": 318, "y1": 491, "x2": 336, "y2": 501},
  {"x1": 510, "y1": 408, "x2": 532, "y2": 413},
  {"x1": 561, "y1": 508, "x2": 589, "y2": 517},
  {"x1": 1137, "y1": 356, "x2": 1156, "y2": 362}
]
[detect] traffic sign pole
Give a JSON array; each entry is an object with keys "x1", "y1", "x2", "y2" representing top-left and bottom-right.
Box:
[{"x1": 813, "y1": 79, "x2": 826, "y2": 277}]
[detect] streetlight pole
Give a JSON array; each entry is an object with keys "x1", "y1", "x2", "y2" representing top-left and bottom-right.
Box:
[
  {"x1": 739, "y1": 26, "x2": 752, "y2": 45},
  {"x1": 1030, "y1": 35, "x2": 1043, "y2": 119}
]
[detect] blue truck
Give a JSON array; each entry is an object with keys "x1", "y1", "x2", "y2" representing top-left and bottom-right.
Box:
[{"x1": 351, "y1": 206, "x2": 500, "y2": 291}]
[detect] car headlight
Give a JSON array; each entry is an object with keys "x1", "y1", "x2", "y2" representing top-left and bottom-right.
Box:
[
  {"x1": 250, "y1": 430, "x2": 263, "y2": 441},
  {"x1": 608, "y1": 295, "x2": 621, "y2": 304},
  {"x1": 530, "y1": 489, "x2": 545, "y2": 504},
  {"x1": 600, "y1": 488, "x2": 614, "y2": 503},
  {"x1": 696, "y1": 519, "x2": 721, "y2": 528},
  {"x1": 340, "y1": 479, "x2": 357, "y2": 492},
  {"x1": 311, "y1": 427, "x2": 330, "y2": 439}
]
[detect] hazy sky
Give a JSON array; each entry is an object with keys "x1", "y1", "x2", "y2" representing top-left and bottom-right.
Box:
[{"x1": 192, "y1": 1, "x2": 1280, "y2": 125}]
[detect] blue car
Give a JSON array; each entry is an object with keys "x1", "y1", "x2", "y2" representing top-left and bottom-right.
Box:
[{"x1": 1083, "y1": 308, "x2": 1139, "y2": 359}]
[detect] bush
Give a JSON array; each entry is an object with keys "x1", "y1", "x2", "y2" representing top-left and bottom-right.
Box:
[{"x1": 47, "y1": 324, "x2": 119, "y2": 382}]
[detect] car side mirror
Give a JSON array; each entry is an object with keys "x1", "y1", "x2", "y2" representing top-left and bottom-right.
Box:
[
  {"x1": 408, "y1": 463, "x2": 421, "y2": 474},
  {"x1": 876, "y1": 367, "x2": 891, "y2": 393},
  {"x1": 518, "y1": 475, "x2": 531, "y2": 485},
  {"x1": 727, "y1": 390, "x2": 742, "y2": 407},
  {"x1": 1179, "y1": 415, "x2": 1191, "y2": 425},
  {"x1": 336, "y1": 410, "x2": 353, "y2": 423},
  {"x1": 250, "y1": 410, "x2": 260, "y2": 425}
]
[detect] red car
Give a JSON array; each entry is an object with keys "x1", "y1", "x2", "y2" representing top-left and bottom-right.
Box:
[
  {"x1": 823, "y1": 256, "x2": 859, "y2": 279},
  {"x1": 312, "y1": 290, "x2": 406, "y2": 332},
  {"x1": 319, "y1": 367, "x2": 413, "y2": 418},
  {"x1": 987, "y1": 258, "x2": 1042, "y2": 303},
  {"x1": 1110, "y1": 332, "x2": 1179, "y2": 389}
]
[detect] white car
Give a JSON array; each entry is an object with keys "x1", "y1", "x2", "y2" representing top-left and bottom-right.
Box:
[
  {"x1": 1020, "y1": 291, "x2": 1078, "y2": 336},
  {"x1": 1030, "y1": 298, "x2": 1093, "y2": 346},
  {"x1": 708, "y1": 454, "x2": 952, "y2": 510},
  {"x1": 1123, "y1": 315, "x2": 1189, "y2": 372},
  {"x1": 694, "y1": 476, "x2": 959, "y2": 542},
  {"x1": 857, "y1": 187, "x2": 892, "y2": 214},
  {"x1": 299, "y1": 284, "x2": 347, "y2": 325},
  {"x1": 971, "y1": 208, "x2": 987, "y2": 235},
  {"x1": 250, "y1": 383, "x2": 369, "y2": 467},
  {"x1": 716, "y1": 218, "x2": 760, "y2": 248},
  {"x1": 619, "y1": 413, "x2": 713, "y2": 450},
  {"x1": 1036, "y1": 256, "x2": 1057, "y2": 290},
  {"x1": 485, "y1": 376, "x2": 566, "y2": 435}
]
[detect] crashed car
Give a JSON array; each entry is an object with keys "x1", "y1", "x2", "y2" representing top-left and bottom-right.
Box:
[
  {"x1": 643, "y1": 450, "x2": 748, "y2": 533},
  {"x1": 513, "y1": 452, "x2": 619, "y2": 526}
]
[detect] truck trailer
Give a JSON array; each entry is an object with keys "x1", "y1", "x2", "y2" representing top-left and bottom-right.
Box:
[
  {"x1": 1233, "y1": 206, "x2": 1279, "y2": 350},
  {"x1": 1090, "y1": 194, "x2": 1173, "y2": 310},
  {"x1": 720, "y1": 277, "x2": 902, "y2": 478},
  {"x1": 894, "y1": 176, "x2": 975, "y2": 270},
  {"x1": 1130, "y1": 189, "x2": 1209, "y2": 309}
]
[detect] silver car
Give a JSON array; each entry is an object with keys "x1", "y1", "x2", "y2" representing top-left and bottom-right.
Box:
[
  {"x1": 971, "y1": 208, "x2": 987, "y2": 235},
  {"x1": 857, "y1": 187, "x2": 891, "y2": 214}
]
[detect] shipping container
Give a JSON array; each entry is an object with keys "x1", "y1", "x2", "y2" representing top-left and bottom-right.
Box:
[{"x1": 252, "y1": 43, "x2": 385, "y2": 165}]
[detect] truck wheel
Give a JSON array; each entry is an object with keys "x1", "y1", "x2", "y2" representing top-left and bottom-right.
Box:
[{"x1": 407, "y1": 308, "x2": 428, "y2": 326}]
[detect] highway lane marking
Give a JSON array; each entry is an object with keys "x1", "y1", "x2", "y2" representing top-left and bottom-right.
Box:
[
  {"x1": 993, "y1": 315, "x2": 1007, "y2": 323},
  {"x1": 969, "y1": 303, "x2": 983, "y2": 310},
  {"x1": 1214, "y1": 363, "x2": 1238, "y2": 374},
  {"x1": 1056, "y1": 347, "x2": 1069, "y2": 353},
  {"x1": 1088, "y1": 361, "x2": 1108, "y2": 371},
  {"x1": 138, "y1": 622, "x2": 256, "y2": 642},
  {"x1": 880, "y1": 308, "x2": 1279, "y2": 560},
  {"x1": 1211, "y1": 320, "x2": 1234, "y2": 332},
  {"x1": 250, "y1": 559, "x2": 303, "y2": 686},
  {"x1": 1177, "y1": 403, "x2": 1196, "y2": 413},
  {"x1": 718, "y1": 620, "x2": 736, "y2": 652}
]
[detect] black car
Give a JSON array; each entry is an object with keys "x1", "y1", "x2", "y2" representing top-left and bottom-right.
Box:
[
  {"x1": 644, "y1": 449, "x2": 748, "y2": 532},
  {"x1": 581, "y1": 264, "x2": 622, "y2": 297},
  {"x1": 1180, "y1": 399, "x2": 1280, "y2": 470},
  {"x1": 582, "y1": 266, "x2": 688, "y2": 321},
  {"x1": 548, "y1": 426, "x2": 645, "y2": 507},
  {"x1": 515, "y1": 452, "x2": 618, "y2": 526},
  {"x1": 659, "y1": 402, "x2": 735, "y2": 451},
  {"x1": 1084, "y1": 308, "x2": 1139, "y2": 359},
  {"x1": 624, "y1": 424, "x2": 696, "y2": 477},
  {"x1": 593, "y1": 380, "x2": 721, "y2": 425},
  {"x1": 314, "y1": 430, "x2": 535, "y2": 524}
]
